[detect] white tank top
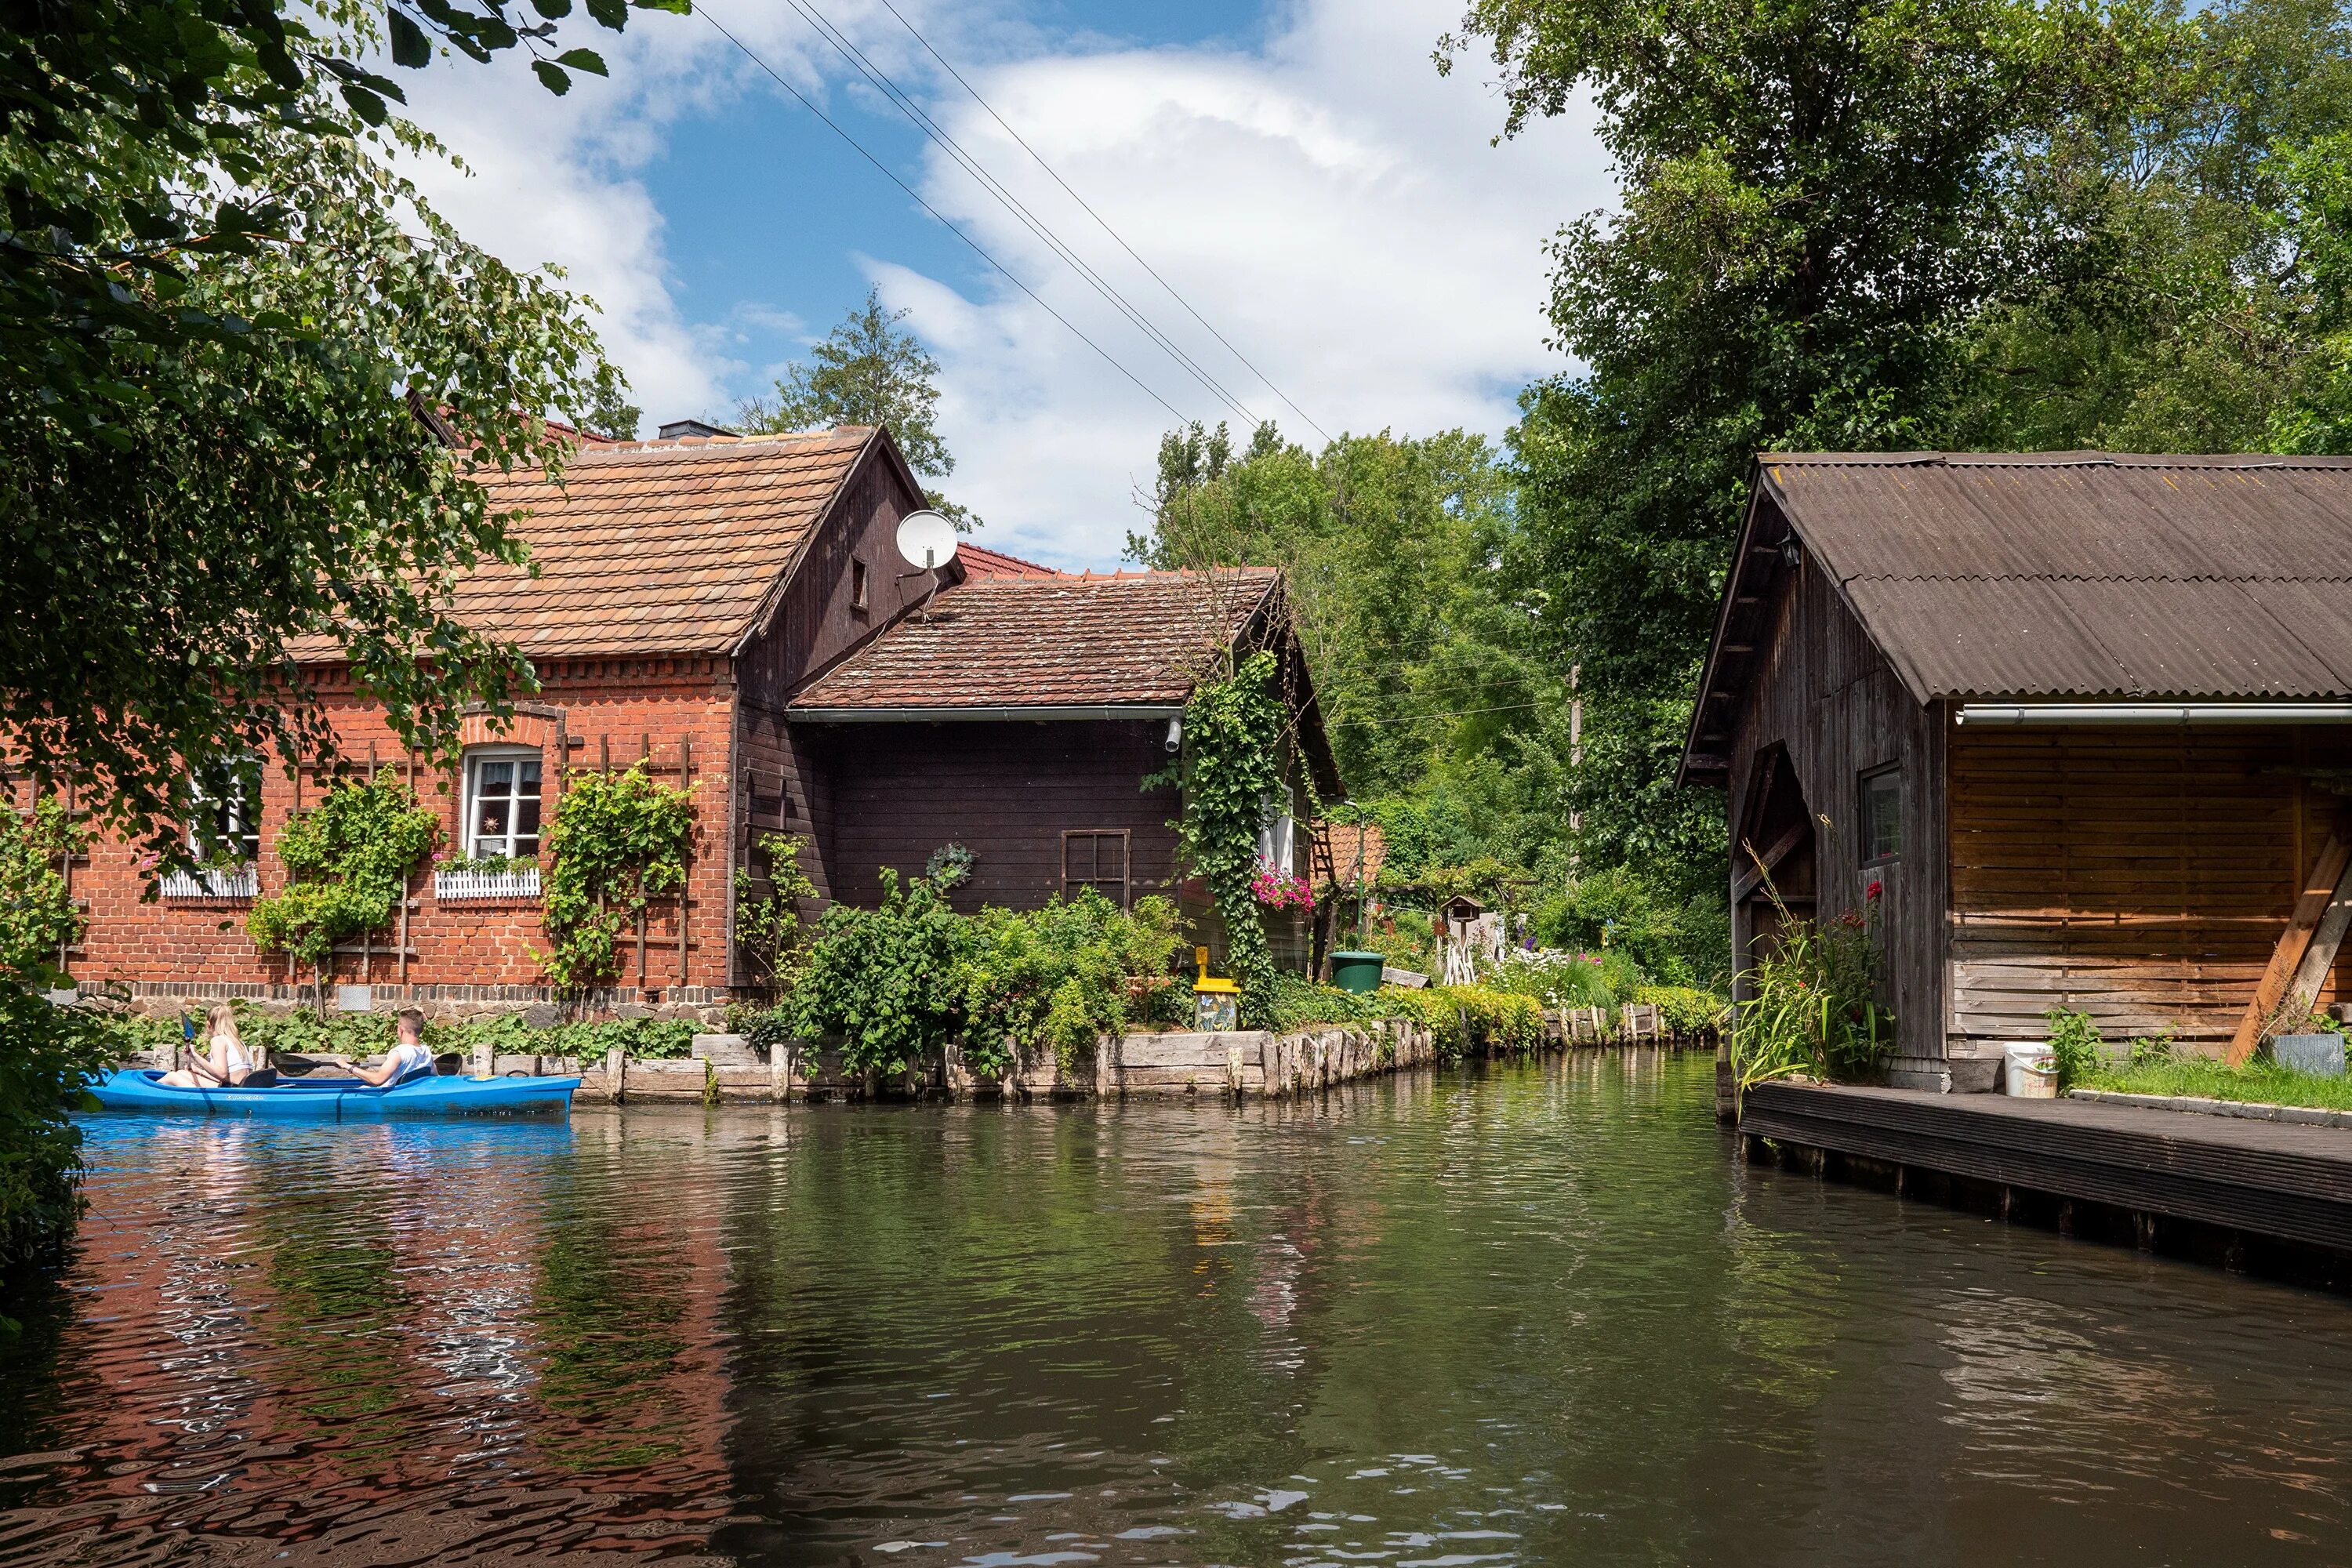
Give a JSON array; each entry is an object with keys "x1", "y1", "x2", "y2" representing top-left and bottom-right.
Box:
[{"x1": 212, "y1": 1033, "x2": 252, "y2": 1075}]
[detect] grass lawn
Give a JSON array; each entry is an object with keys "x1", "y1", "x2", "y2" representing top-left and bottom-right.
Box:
[{"x1": 2080, "y1": 1056, "x2": 2352, "y2": 1112}]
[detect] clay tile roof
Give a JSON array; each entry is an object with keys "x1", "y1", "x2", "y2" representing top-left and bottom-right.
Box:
[
  {"x1": 294, "y1": 426, "x2": 877, "y2": 663},
  {"x1": 1760, "y1": 452, "x2": 2352, "y2": 700},
  {"x1": 792, "y1": 568, "x2": 1282, "y2": 712},
  {"x1": 955, "y1": 542, "x2": 1063, "y2": 579},
  {"x1": 1318, "y1": 820, "x2": 1386, "y2": 888}
]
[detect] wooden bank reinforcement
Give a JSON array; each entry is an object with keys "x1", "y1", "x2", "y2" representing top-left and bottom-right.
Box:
[{"x1": 1739, "y1": 1079, "x2": 2352, "y2": 1290}]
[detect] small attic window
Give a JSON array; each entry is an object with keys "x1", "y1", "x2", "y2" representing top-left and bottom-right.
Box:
[{"x1": 851, "y1": 558, "x2": 869, "y2": 612}]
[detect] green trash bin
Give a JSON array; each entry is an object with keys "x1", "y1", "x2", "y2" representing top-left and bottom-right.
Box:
[{"x1": 1330, "y1": 951, "x2": 1385, "y2": 993}]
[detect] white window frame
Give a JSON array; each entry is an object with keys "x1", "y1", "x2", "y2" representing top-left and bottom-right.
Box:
[
  {"x1": 1257, "y1": 791, "x2": 1297, "y2": 875},
  {"x1": 187, "y1": 759, "x2": 261, "y2": 865},
  {"x1": 462, "y1": 746, "x2": 545, "y2": 862}
]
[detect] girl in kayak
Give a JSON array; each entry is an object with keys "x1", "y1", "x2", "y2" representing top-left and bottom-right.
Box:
[
  {"x1": 352, "y1": 1008, "x2": 437, "y2": 1087},
  {"x1": 160, "y1": 1003, "x2": 260, "y2": 1087}
]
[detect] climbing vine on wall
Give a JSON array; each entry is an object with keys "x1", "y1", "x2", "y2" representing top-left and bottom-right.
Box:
[
  {"x1": 248, "y1": 776, "x2": 440, "y2": 972},
  {"x1": 541, "y1": 764, "x2": 698, "y2": 989},
  {"x1": 733, "y1": 830, "x2": 818, "y2": 993},
  {"x1": 1171, "y1": 648, "x2": 1286, "y2": 1026}
]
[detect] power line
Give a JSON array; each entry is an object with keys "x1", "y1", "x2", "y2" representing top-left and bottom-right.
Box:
[
  {"x1": 777, "y1": 0, "x2": 1267, "y2": 432},
  {"x1": 877, "y1": 0, "x2": 1332, "y2": 444},
  {"x1": 1323, "y1": 700, "x2": 1548, "y2": 729},
  {"x1": 696, "y1": 5, "x2": 1191, "y2": 424}
]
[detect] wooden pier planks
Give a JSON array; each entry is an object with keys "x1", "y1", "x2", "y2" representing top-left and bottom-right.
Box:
[{"x1": 1742, "y1": 1080, "x2": 2352, "y2": 1254}]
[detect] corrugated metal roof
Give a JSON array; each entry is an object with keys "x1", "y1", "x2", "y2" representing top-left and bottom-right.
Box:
[{"x1": 1763, "y1": 452, "x2": 2352, "y2": 699}]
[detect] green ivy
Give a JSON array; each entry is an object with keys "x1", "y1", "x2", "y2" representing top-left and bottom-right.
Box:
[
  {"x1": 540, "y1": 765, "x2": 697, "y2": 990},
  {"x1": 247, "y1": 777, "x2": 440, "y2": 971},
  {"x1": 1171, "y1": 648, "x2": 1285, "y2": 1027},
  {"x1": 733, "y1": 830, "x2": 818, "y2": 992}
]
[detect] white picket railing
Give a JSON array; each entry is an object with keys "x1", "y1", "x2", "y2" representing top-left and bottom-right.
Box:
[
  {"x1": 434, "y1": 866, "x2": 542, "y2": 902},
  {"x1": 158, "y1": 865, "x2": 258, "y2": 899}
]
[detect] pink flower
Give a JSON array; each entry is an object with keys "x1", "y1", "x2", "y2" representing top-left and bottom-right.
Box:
[{"x1": 138, "y1": 855, "x2": 158, "y2": 871}]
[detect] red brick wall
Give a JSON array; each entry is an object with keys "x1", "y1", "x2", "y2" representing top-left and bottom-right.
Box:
[{"x1": 43, "y1": 659, "x2": 742, "y2": 1015}]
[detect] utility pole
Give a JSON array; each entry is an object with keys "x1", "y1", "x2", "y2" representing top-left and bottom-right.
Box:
[{"x1": 1567, "y1": 664, "x2": 1583, "y2": 895}]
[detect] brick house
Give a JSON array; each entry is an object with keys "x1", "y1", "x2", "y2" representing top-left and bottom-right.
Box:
[{"x1": 36, "y1": 425, "x2": 1337, "y2": 1018}]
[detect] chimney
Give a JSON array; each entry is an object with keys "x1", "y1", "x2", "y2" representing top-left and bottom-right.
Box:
[{"x1": 657, "y1": 418, "x2": 739, "y2": 441}]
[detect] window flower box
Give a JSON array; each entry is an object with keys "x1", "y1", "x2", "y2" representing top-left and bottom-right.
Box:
[
  {"x1": 434, "y1": 866, "x2": 542, "y2": 902},
  {"x1": 159, "y1": 865, "x2": 258, "y2": 900}
]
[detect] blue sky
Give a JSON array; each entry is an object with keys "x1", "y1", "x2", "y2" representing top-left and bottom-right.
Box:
[
  {"x1": 646, "y1": 0, "x2": 1282, "y2": 410},
  {"x1": 402, "y1": 0, "x2": 1609, "y2": 566}
]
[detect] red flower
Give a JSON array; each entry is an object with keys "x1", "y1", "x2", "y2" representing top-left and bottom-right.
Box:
[{"x1": 1866, "y1": 879, "x2": 1884, "y2": 901}]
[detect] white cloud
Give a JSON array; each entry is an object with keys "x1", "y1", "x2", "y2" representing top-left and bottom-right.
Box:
[
  {"x1": 881, "y1": 0, "x2": 1610, "y2": 564},
  {"x1": 396, "y1": 0, "x2": 1607, "y2": 561}
]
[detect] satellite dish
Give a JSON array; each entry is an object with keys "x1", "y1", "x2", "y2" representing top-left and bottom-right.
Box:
[{"x1": 895, "y1": 510, "x2": 959, "y2": 571}]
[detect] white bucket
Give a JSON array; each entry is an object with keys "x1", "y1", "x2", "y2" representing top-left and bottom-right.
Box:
[{"x1": 2002, "y1": 1041, "x2": 2058, "y2": 1098}]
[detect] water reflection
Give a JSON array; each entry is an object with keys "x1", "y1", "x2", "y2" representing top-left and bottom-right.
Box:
[{"x1": 0, "y1": 1055, "x2": 2348, "y2": 1565}]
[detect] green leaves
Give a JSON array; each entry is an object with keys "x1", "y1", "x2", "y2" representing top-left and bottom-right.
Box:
[
  {"x1": 247, "y1": 779, "x2": 441, "y2": 967},
  {"x1": 735, "y1": 289, "x2": 960, "y2": 498},
  {"x1": 789, "y1": 872, "x2": 975, "y2": 1078},
  {"x1": 389, "y1": 10, "x2": 433, "y2": 68},
  {"x1": 1172, "y1": 652, "x2": 1287, "y2": 1027},
  {"x1": 540, "y1": 765, "x2": 698, "y2": 989}
]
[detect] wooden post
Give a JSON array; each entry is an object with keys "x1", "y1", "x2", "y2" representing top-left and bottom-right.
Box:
[
  {"x1": 2228, "y1": 825, "x2": 2352, "y2": 1064},
  {"x1": 677, "y1": 735, "x2": 691, "y2": 988},
  {"x1": 605, "y1": 1045, "x2": 625, "y2": 1104},
  {"x1": 2280, "y1": 851, "x2": 2352, "y2": 1037}
]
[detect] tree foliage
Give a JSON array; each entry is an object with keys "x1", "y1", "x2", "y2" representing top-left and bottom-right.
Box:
[
  {"x1": 736, "y1": 288, "x2": 973, "y2": 525},
  {"x1": 0, "y1": 801, "x2": 115, "y2": 1321},
  {"x1": 0, "y1": 2, "x2": 671, "y2": 865}
]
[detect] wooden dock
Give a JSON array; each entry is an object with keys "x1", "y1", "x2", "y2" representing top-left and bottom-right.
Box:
[{"x1": 1740, "y1": 1080, "x2": 2352, "y2": 1276}]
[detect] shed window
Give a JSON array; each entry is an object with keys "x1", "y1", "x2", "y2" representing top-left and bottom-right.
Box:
[
  {"x1": 188, "y1": 759, "x2": 261, "y2": 863},
  {"x1": 1063, "y1": 829, "x2": 1131, "y2": 907},
  {"x1": 851, "y1": 558, "x2": 870, "y2": 612},
  {"x1": 463, "y1": 748, "x2": 543, "y2": 861},
  {"x1": 1860, "y1": 766, "x2": 1901, "y2": 864}
]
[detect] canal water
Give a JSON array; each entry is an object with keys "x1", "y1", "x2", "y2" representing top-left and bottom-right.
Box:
[{"x1": 3, "y1": 1054, "x2": 2350, "y2": 1566}]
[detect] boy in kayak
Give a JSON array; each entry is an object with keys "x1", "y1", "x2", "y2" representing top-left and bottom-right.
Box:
[{"x1": 353, "y1": 1008, "x2": 437, "y2": 1087}]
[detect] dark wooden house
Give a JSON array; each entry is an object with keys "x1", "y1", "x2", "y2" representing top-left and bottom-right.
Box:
[{"x1": 1682, "y1": 452, "x2": 2352, "y2": 1088}]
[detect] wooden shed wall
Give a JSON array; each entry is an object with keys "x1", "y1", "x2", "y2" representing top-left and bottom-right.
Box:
[
  {"x1": 1947, "y1": 725, "x2": 2352, "y2": 1052},
  {"x1": 1726, "y1": 545, "x2": 1948, "y2": 1083},
  {"x1": 799, "y1": 720, "x2": 1181, "y2": 913}
]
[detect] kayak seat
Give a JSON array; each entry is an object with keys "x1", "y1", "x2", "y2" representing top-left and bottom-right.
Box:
[{"x1": 237, "y1": 1068, "x2": 281, "y2": 1088}]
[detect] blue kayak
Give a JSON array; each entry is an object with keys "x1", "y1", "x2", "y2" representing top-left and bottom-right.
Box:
[{"x1": 89, "y1": 1069, "x2": 579, "y2": 1118}]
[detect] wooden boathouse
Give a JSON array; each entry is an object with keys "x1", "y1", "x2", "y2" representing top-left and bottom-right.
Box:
[
  {"x1": 1682, "y1": 452, "x2": 2352, "y2": 1087},
  {"x1": 1682, "y1": 452, "x2": 2352, "y2": 1278}
]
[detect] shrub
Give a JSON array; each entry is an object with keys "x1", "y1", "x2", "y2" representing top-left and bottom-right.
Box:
[
  {"x1": 1531, "y1": 866, "x2": 1726, "y2": 989},
  {"x1": 1731, "y1": 894, "x2": 1895, "y2": 1091},
  {"x1": 1381, "y1": 984, "x2": 1546, "y2": 1060},
  {"x1": 1269, "y1": 975, "x2": 1391, "y2": 1031},
  {"x1": 0, "y1": 799, "x2": 116, "y2": 1322},
  {"x1": 961, "y1": 892, "x2": 1181, "y2": 1075},
  {"x1": 1631, "y1": 985, "x2": 1729, "y2": 1040},
  {"x1": 789, "y1": 871, "x2": 975, "y2": 1077},
  {"x1": 1490, "y1": 950, "x2": 1617, "y2": 1012},
  {"x1": 2045, "y1": 1007, "x2": 2104, "y2": 1090}
]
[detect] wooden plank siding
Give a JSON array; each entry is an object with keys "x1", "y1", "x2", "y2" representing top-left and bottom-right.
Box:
[
  {"x1": 1947, "y1": 725, "x2": 2352, "y2": 1052},
  {"x1": 804, "y1": 720, "x2": 1181, "y2": 913},
  {"x1": 1725, "y1": 531, "x2": 1950, "y2": 1086}
]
